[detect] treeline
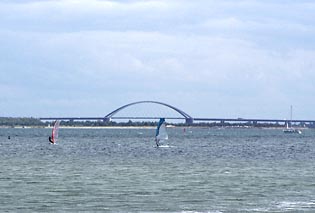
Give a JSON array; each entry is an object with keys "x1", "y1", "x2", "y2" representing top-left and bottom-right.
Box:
[
  {"x1": 55, "y1": 120, "x2": 158, "y2": 127},
  {"x1": 0, "y1": 117, "x2": 159, "y2": 127},
  {"x1": 0, "y1": 117, "x2": 45, "y2": 127},
  {"x1": 1, "y1": 117, "x2": 312, "y2": 128}
]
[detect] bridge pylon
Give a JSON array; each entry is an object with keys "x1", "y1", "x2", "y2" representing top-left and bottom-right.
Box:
[
  {"x1": 103, "y1": 117, "x2": 110, "y2": 123},
  {"x1": 185, "y1": 118, "x2": 194, "y2": 125}
]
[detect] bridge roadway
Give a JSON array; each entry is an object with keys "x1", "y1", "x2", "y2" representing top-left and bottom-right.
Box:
[
  {"x1": 38, "y1": 101, "x2": 315, "y2": 125},
  {"x1": 39, "y1": 116, "x2": 315, "y2": 125}
]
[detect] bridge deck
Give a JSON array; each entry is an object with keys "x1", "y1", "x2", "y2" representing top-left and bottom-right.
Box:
[{"x1": 39, "y1": 117, "x2": 315, "y2": 124}]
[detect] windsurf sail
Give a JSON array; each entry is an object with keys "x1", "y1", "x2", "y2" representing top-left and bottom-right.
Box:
[
  {"x1": 50, "y1": 120, "x2": 60, "y2": 144},
  {"x1": 155, "y1": 118, "x2": 168, "y2": 146}
]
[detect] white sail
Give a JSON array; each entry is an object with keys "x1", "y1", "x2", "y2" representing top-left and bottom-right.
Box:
[
  {"x1": 283, "y1": 106, "x2": 302, "y2": 134},
  {"x1": 156, "y1": 122, "x2": 168, "y2": 140}
]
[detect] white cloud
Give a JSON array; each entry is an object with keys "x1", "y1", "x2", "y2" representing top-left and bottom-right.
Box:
[
  {"x1": 0, "y1": 0, "x2": 175, "y2": 31},
  {"x1": 1, "y1": 0, "x2": 315, "y2": 118}
]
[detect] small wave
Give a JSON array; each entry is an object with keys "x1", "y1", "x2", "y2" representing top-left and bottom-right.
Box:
[
  {"x1": 158, "y1": 145, "x2": 175, "y2": 148},
  {"x1": 180, "y1": 211, "x2": 222, "y2": 213},
  {"x1": 276, "y1": 201, "x2": 315, "y2": 210}
]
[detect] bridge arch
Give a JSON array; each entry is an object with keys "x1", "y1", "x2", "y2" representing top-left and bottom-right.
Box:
[{"x1": 104, "y1": 101, "x2": 193, "y2": 124}]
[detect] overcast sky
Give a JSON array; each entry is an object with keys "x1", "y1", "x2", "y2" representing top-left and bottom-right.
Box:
[{"x1": 1, "y1": 0, "x2": 314, "y2": 119}]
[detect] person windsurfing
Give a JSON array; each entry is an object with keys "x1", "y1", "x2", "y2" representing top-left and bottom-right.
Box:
[
  {"x1": 155, "y1": 118, "x2": 166, "y2": 147},
  {"x1": 49, "y1": 120, "x2": 60, "y2": 144},
  {"x1": 49, "y1": 136, "x2": 54, "y2": 144},
  {"x1": 155, "y1": 137, "x2": 160, "y2": 147}
]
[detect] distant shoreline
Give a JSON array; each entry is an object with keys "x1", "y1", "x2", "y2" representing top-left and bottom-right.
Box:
[
  {"x1": 0, "y1": 125, "x2": 157, "y2": 129},
  {"x1": 1, "y1": 117, "x2": 313, "y2": 129},
  {"x1": 0, "y1": 125, "x2": 308, "y2": 130}
]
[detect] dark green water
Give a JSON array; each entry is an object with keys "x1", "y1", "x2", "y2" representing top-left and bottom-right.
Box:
[{"x1": 0, "y1": 127, "x2": 315, "y2": 212}]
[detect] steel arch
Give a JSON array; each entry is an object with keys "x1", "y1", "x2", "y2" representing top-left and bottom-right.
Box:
[{"x1": 104, "y1": 101, "x2": 192, "y2": 121}]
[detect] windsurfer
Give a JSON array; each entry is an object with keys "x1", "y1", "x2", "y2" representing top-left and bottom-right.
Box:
[
  {"x1": 155, "y1": 137, "x2": 160, "y2": 147},
  {"x1": 155, "y1": 118, "x2": 166, "y2": 147},
  {"x1": 49, "y1": 136, "x2": 54, "y2": 144}
]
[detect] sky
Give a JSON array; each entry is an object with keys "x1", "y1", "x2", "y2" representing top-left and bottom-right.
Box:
[{"x1": 0, "y1": 0, "x2": 315, "y2": 119}]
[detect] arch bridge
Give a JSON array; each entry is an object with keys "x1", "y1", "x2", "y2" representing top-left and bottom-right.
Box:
[
  {"x1": 39, "y1": 101, "x2": 315, "y2": 127},
  {"x1": 104, "y1": 101, "x2": 193, "y2": 124},
  {"x1": 40, "y1": 101, "x2": 194, "y2": 124}
]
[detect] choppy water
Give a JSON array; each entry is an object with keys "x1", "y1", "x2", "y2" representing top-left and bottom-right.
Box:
[{"x1": 0, "y1": 127, "x2": 315, "y2": 212}]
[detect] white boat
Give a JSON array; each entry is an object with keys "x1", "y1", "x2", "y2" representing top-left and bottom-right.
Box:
[
  {"x1": 283, "y1": 106, "x2": 302, "y2": 134},
  {"x1": 283, "y1": 128, "x2": 302, "y2": 134}
]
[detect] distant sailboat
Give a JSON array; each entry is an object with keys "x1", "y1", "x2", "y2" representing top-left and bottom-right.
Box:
[
  {"x1": 49, "y1": 120, "x2": 61, "y2": 144},
  {"x1": 283, "y1": 106, "x2": 302, "y2": 134}
]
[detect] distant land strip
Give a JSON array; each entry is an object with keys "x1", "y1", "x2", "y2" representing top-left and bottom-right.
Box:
[{"x1": 1, "y1": 117, "x2": 315, "y2": 128}]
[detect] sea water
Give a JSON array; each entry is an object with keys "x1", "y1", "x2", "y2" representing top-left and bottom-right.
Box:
[{"x1": 0, "y1": 127, "x2": 315, "y2": 212}]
